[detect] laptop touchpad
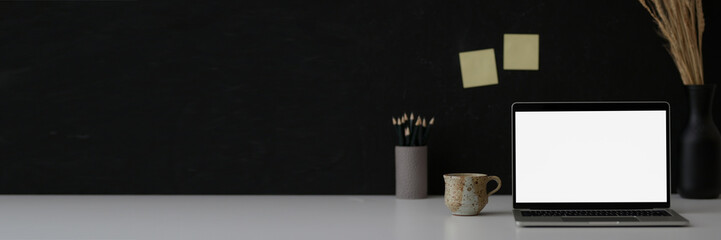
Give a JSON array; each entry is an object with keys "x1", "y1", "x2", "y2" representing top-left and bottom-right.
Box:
[{"x1": 562, "y1": 217, "x2": 639, "y2": 222}]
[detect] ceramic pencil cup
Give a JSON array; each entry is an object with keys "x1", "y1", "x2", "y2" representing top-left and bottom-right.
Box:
[
  {"x1": 443, "y1": 173, "x2": 501, "y2": 216},
  {"x1": 395, "y1": 146, "x2": 428, "y2": 199}
]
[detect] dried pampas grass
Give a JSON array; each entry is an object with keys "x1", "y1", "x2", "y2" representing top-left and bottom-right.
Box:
[{"x1": 639, "y1": 0, "x2": 705, "y2": 85}]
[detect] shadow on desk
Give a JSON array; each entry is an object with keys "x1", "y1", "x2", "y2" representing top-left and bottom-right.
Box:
[
  {"x1": 513, "y1": 226, "x2": 692, "y2": 240},
  {"x1": 477, "y1": 211, "x2": 511, "y2": 217}
]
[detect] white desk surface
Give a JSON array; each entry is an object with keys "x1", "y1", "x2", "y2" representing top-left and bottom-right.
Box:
[{"x1": 0, "y1": 194, "x2": 719, "y2": 240}]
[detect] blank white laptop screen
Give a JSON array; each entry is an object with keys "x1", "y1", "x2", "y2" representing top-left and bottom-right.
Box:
[{"x1": 514, "y1": 110, "x2": 667, "y2": 203}]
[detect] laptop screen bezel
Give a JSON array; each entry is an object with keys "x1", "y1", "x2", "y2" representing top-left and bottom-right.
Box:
[{"x1": 512, "y1": 102, "x2": 671, "y2": 209}]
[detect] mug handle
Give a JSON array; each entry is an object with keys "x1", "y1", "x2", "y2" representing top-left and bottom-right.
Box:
[{"x1": 486, "y1": 176, "x2": 502, "y2": 196}]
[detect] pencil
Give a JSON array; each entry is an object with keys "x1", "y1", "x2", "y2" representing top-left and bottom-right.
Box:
[
  {"x1": 423, "y1": 117, "x2": 434, "y2": 145},
  {"x1": 410, "y1": 118, "x2": 421, "y2": 146},
  {"x1": 404, "y1": 127, "x2": 410, "y2": 146},
  {"x1": 393, "y1": 117, "x2": 403, "y2": 146},
  {"x1": 408, "y1": 113, "x2": 414, "y2": 132},
  {"x1": 418, "y1": 118, "x2": 428, "y2": 146},
  {"x1": 400, "y1": 115, "x2": 407, "y2": 145}
]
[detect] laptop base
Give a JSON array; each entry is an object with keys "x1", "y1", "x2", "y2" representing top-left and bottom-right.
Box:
[{"x1": 514, "y1": 209, "x2": 689, "y2": 227}]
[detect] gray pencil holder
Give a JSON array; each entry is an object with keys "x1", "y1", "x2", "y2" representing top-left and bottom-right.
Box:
[{"x1": 395, "y1": 146, "x2": 428, "y2": 199}]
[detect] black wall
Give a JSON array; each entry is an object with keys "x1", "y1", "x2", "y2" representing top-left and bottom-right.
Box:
[{"x1": 1, "y1": 1, "x2": 718, "y2": 194}]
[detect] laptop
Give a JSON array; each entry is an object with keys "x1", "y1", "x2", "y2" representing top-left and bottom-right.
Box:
[{"x1": 512, "y1": 102, "x2": 689, "y2": 227}]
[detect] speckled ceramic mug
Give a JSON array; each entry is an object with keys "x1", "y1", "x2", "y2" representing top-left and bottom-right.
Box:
[{"x1": 443, "y1": 173, "x2": 502, "y2": 216}]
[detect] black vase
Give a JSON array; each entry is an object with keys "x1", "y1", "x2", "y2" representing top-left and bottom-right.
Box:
[{"x1": 679, "y1": 84, "x2": 721, "y2": 199}]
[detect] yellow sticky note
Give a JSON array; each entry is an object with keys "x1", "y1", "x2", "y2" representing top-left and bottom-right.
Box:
[
  {"x1": 458, "y1": 48, "x2": 498, "y2": 88},
  {"x1": 503, "y1": 34, "x2": 539, "y2": 70}
]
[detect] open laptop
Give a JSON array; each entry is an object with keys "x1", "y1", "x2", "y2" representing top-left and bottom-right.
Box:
[{"x1": 512, "y1": 102, "x2": 689, "y2": 227}]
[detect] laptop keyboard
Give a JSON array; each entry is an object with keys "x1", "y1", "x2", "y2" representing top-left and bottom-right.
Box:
[{"x1": 521, "y1": 210, "x2": 671, "y2": 217}]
